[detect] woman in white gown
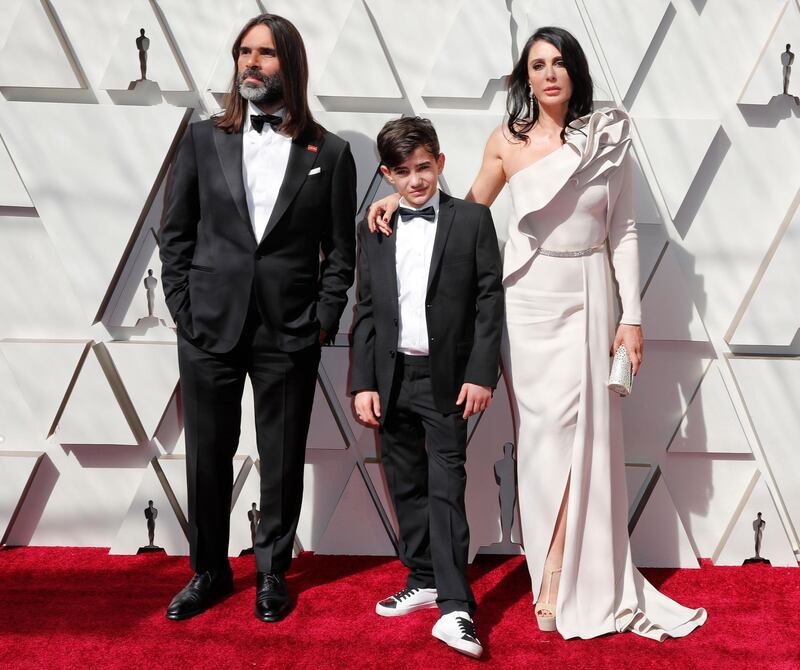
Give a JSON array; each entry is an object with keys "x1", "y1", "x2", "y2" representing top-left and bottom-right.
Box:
[{"x1": 369, "y1": 27, "x2": 706, "y2": 641}]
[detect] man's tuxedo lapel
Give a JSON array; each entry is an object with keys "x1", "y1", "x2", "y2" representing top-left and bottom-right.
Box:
[
  {"x1": 426, "y1": 192, "x2": 455, "y2": 296},
  {"x1": 213, "y1": 128, "x2": 253, "y2": 236},
  {"x1": 259, "y1": 133, "x2": 322, "y2": 244}
]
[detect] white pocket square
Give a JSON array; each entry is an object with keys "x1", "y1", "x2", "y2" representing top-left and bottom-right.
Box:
[{"x1": 308, "y1": 167, "x2": 322, "y2": 175}]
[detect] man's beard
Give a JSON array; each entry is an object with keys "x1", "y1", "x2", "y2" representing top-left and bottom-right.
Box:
[{"x1": 238, "y1": 68, "x2": 283, "y2": 104}]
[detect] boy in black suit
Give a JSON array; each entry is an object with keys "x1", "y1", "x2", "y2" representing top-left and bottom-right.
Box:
[{"x1": 351, "y1": 117, "x2": 503, "y2": 658}]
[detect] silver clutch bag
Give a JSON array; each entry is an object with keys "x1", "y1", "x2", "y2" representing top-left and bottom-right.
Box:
[{"x1": 608, "y1": 345, "x2": 633, "y2": 396}]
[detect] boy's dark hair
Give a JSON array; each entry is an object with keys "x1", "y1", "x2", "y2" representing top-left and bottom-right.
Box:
[{"x1": 377, "y1": 117, "x2": 440, "y2": 169}]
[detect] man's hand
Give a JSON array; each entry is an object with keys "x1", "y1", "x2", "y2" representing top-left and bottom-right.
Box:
[
  {"x1": 456, "y1": 383, "x2": 492, "y2": 419},
  {"x1": 319, "y1": 328, "x2": 328, "y2": 345},
  {"x1": 354, "y1": 391, "x2": 381, "y2": 426}
]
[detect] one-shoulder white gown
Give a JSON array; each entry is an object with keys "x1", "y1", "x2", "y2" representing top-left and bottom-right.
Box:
[{"x1": 502, "y1": 108, "x2": 707, "y2": 641}]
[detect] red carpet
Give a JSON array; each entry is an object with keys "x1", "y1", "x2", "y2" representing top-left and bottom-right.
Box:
[{"x1": 0, "y1": 547, "x2": 798, "y2": 670}]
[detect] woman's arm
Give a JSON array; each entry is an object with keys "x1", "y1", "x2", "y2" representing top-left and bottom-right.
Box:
[
  {"x1": 608, "y1": 150, "x2": 644, "y2": 373},
  {"x1": 367, "y1": 125, "x2": 508, "y2": 234},
  {"x1": 466, "y1": 125, "x2": 507, "y2": 206}
]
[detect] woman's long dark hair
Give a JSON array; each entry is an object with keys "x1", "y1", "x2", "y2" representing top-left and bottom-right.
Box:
[
  {"x1": 506, "y1": 26, "x2": 593, "y2": 143},
  {"x1": 214, "y1": 13, "x2": 320, "y2": 139}
]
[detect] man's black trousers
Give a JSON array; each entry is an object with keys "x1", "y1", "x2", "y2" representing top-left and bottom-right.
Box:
[{"x1": 177, "y1": 303, "x2": 320, "y2": 575}]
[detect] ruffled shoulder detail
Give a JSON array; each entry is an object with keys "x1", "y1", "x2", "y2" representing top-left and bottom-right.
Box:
[
  {"x1": 502, "y1": 107, "x2": 632, "y2": 283},
  {"x1": 565, "y1": 107, "x2": 632, "y2": 187}
]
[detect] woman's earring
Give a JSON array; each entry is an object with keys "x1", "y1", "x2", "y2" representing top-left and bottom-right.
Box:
[{"x1": 528, "y1": 86, "x2": 537, "y2": 118}]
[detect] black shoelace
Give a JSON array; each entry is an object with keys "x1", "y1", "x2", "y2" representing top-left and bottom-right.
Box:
[
  {"x1": 456, "y1": 616, "x2": 478, "y2": 641},
  {"x1": 391, "y1": 587, "x2": 420, "y2": 601}
]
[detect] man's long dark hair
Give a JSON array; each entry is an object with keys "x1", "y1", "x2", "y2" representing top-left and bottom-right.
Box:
[
  {"x1": 506, "y1": 26, "x2": 593, "y2": 144},
  {"x1": 214, "y1": 14, "x2": 320, "y2": 139}
]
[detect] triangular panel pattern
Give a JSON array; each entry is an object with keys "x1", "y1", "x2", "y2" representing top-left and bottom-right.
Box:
[
  {"x1": 315, "y1": 466, "x2": 394, "y2": 555},
  {"x1": 422, "y1": 0, "x2": 512, "y2": 98},
  {"x1": 296, "y1": 451, "x2": 356, "y2": 551},
  {"x1": 425, "y1": 112, "x2": 511, "y2": 244},
  {"x1": 739, "y1": 1, "x2": 800, "y2": 104},
  {"x1": 0, "y1": 138, "x2": 32, "y2": 207},
  {"x1": 0, "y1": 356, "x2": 51, "y2": 453},
  {"x1": 314, "y1": 111, "x2": 400, "y2": 207},
  {"x1": 0, "y1": 452, "x2": 44, "y2": 542},
  {"x1": 366, "y1": 0, "x2": 461, "y2": 99},
  {"x1": 633, "y1": 117, "x2": 719, "y2": 219},
  {"x1": 0, "y1": 103, "x2": 189, "y2": 323},
  {"x1": 307, "y1": 381, "x2": 348, "y2": 450},
  {"x1": 315, "y1": 0, "x2": 401, "y2": 99},
  {"x1": 637, "y1": 223, "x2": 668, "y2": 292},
  {"x1": 0, "y1": 341, "x2": 90, "y2": 437},
  {"x1": 630, "y1": 474, "x2": 699, "y2": 568},
  {"x1": 714, "y1": 473, "x2": 797, "y2": 567},
  {"x1": 0, "y1": 217, "x2": 90, "y2": 339},
  {"x1": 625, "y1": 463, "x2": 653, "y2": 515},
  {"x1": 0, "y1": 0, "x2": 83, "y2": 88},
  {"x1": 669, "y1": 362, "x2": 751, "y2": 454},
  {"x1": 111, "y1": 226, "x2": 175, "y2": 329},
  {"x1": 663, "y1": 458, "x2": 757, "y2": 559},
  {"x1": 583, "y1": 0, "x2": 671, "y2": 99},
  {"x1": 640, "y1": 245, "x2": 709, "y2": 341},
  {"x1": 49, "y1": 0, "x2": 130, "y2": 88},
  {"x1": 56, "y1": 346, "x2": 137, "y2": 446},
  {"x1": 621, "y1": 344, "x2": 713, "y2": 464},
  {"x1": 105, "y1": 342, "x2": 179, "y2": 439},
  {"x1": 363, "y1": 461, "x2": 399, "y2": 535},
  {"x1": 731, "y1": 199, "x2": 800, "y2": 347},
  {"x1": 100, "y1": 0, "x2": 189, "y2": 91},
  {"x1": 109, "y1": 461, "x2": 188, "y2": 555},
  {"x1": 729, "y1": 357, "x2": 800, "y2": 547}
]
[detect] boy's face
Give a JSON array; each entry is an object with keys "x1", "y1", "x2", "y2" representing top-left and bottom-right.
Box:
[{"x1": 380, "y1": 146, "x2": 445, "y2": 207}]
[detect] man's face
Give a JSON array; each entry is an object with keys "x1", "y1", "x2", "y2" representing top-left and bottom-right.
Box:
[
  {"x1": 237, "y1": 24, "x2": 283, "y2": 105},
  {"x1": 380, "y1": 146, "x2": 445, "y2": 207}
]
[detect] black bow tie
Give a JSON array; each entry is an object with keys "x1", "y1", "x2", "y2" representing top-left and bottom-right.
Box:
[
  {"x1": 251, "y1": 113, "x2": 283, "y2": 133},
  {"x1": 398, "y1": 206, "x2": 436, "y2": 222}
]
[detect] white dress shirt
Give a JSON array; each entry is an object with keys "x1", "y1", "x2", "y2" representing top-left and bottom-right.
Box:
[
  {"x1": 395, "y1": 191, "x2": 440, "y2": 355},
  {"x1": 242, "y1": 101, "x2": 292, "y2": 242}
]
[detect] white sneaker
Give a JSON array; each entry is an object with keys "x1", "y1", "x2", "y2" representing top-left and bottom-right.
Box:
[
  {"x1": 375, "y1": 586, "x2": 438, "y2": 616},
  {"x1": 431, "y1": 611, "x2": 483, "y2": 659}
]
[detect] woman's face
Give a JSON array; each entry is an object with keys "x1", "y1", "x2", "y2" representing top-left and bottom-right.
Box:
[{"x1": 527, "y1": 39, "x2": 573, "y2": 108}]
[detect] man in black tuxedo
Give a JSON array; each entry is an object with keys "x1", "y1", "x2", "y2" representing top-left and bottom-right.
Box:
[
  {"x1": 159, "y1": 14, "x2": 356, "y2": 622},
  {"x1": 351, "y1": 118, "x2": 503, "y2": 658}
]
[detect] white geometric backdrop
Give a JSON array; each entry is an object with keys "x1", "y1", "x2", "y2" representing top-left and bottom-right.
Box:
[{"x1": 0, "y1": 0, "x2": 798, "y2": 568}]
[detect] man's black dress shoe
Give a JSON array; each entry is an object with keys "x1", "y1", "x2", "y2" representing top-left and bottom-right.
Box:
[
  {"x1": 165, "y1": 569, "x2": 234, "y2": 620},
  {"x1": 254, "y1": 571, "x2": 290, "y2": 622}
]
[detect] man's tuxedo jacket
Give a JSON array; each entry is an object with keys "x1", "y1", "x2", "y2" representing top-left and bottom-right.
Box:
[
  {"x1": 350, "y1": 192, "x2": 504, "y2": 418},
  {"x1": 160, "y1": 118, "x2": 356, "y2": 354}
]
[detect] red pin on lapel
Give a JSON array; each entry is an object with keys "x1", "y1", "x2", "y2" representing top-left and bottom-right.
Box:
[{"x1": 307, "y1": 144, "x2": 318, "y2": 152}]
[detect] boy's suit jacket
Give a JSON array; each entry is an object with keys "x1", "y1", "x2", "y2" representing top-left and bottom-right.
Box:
[{"x1": 350, "y1": 191, "x2": 504, "y2": 419}]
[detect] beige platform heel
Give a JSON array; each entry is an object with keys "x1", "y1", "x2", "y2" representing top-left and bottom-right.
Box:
[{"x1": 534, "y1": 568, "x2": 561, "y2": 632}]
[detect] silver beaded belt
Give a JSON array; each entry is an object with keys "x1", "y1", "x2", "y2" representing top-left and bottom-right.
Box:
[{"x1": 537, "y1": 242, "x2": 606, "y2": 258}]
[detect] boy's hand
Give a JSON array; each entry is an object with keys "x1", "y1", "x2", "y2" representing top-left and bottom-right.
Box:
[
  {"x1": 354, "y1": 391, "x2": 381, "y2": 426},
  {"x1": 456, "y1": 383, "x2": 492, "y2": 419}
]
